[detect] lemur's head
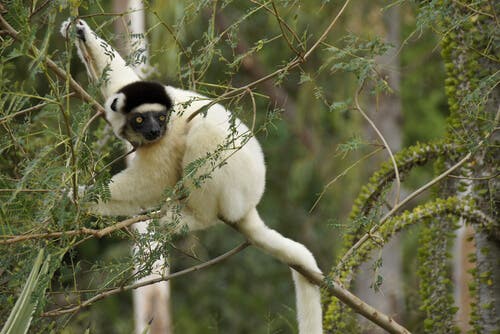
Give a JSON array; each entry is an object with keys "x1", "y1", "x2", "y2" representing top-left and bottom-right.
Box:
[{"x1": 105, "y1": 81, "x2": 173, "y2": 147}]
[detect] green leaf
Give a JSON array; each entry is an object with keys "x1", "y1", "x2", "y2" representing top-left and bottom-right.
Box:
[{"x1": 0, "y1": 249, "x2": 51, "y2": 334}]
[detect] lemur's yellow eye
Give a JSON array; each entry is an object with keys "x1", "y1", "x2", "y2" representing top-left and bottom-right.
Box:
[
  {"x1": 159, "y1": 115, "x2": 166, "y2": 122},
  {"x1": 135, "y1": 116, "x2": 143, "y2": 124}
]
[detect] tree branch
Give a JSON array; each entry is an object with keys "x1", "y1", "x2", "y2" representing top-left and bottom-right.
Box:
[
  {"x1": 0, "y1": 213, "x2": 155, "y2": 244},
  {"x1": 355, "y1": 82, "x2": 401, "y2": 207},
  {"x1": 41, "y1": 242, "x2": 251, "y2": 317},
  {"x1": 291, "y1": 265, "x2": 410, "y2": 334}
]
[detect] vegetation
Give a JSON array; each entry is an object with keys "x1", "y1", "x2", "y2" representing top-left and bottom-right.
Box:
[{"x1": 0, "y1": 0, "x2": 498, "y2": 333}]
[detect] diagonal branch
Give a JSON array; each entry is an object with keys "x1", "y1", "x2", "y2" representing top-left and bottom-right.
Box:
[
  {"x1": 291, "y1": 264, "x2": 410, "y2": 334},
  {"x1": 41, "y1": 242, "x2": 251, "y2": 317},
  {"x1": 0, "y1": 13, "x2": 104, "y2": 114},
  {"x1": 0, "y1": 213, "x2": 155, "y2": 244}
]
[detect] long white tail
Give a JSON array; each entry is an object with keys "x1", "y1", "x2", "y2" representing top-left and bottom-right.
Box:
[{"x1": 237, "y1": 208, "x2": 323, "y2": 334}]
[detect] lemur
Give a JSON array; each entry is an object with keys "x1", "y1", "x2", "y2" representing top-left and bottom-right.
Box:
[{"x1": 60, "y1": 18, "x2": 323, "y2": 334}]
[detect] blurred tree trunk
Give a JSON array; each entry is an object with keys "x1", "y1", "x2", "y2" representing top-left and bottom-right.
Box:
[
  {"x1": 113, "y1": 1, "x2": 172, "y2": 333},
  {"x1": 355, "y1": 6, "x2": 405, "y2": 332},
  {"x1": 442, "y1": 2, "x2": 499, "y2": 331},
  {"x1": 453, "y1": 225, "x2": 475, "y2": 330}
]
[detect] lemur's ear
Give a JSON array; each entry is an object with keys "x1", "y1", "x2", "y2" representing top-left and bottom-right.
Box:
[
  {"x1": 110, "y1": 97, "x2": 118, "y2": 112},
  {"x1": 105, "y1": 93, "x2": 126, "y2": 113}
]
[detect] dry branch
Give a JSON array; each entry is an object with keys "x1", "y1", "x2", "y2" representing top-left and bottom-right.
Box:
[
  {"x1": 291, "y1": 264, "x2": 410, "y2": 334},
  {"x1": 42, "y1": 242, "x2": 251, "y2": 317},
  {"x1": 0, "y1": 213, "x2": 154, "y2": 244}
]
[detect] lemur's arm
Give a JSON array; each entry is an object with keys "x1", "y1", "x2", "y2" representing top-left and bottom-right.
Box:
[
  {"x1": 60, "y1": 19, "x2": 139, "y2": 99},
  {"x1": 61, "y1": 19, "x2": 151, "y2": 215},
  {"x1": 90, "y1": 167, "x2": 161, "y2": 216}
]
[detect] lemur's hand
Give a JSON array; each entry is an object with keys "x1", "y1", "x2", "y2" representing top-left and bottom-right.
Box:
[
  {"x1": 60, "y1": 18, "x2": 90, "y2": 42},
  {"x1": 65, "y1": 185, "x2": 87, "y2": 202}
]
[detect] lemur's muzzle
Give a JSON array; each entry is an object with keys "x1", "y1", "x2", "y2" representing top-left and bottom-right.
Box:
[{"x1": 144, "y1": 129, "x2": 161, "y2": 141}]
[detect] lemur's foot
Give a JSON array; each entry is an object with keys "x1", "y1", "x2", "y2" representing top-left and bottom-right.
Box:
[{"x1": 60, "y1": 18, "x2": 89, "y2": 42}]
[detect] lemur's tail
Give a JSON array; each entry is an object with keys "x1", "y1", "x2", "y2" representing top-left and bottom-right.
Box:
[{"x1": 237, "y1": 208, "x2": 323, "y2": 334}]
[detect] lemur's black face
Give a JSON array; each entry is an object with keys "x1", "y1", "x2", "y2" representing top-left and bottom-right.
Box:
[
  {"x1": 123, "y1": 110, "x2": 168, "y2": 145},
  {"x1": 105, "y1": 81, "x2": 173, "y2": 147}
]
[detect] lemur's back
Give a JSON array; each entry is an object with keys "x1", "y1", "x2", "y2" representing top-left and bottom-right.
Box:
[{"x1": 163, "y1": 86, "x2": 266, "y2": 224}]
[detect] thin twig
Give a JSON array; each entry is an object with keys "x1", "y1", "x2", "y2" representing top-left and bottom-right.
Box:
[
  {"x1": 245, "y1": 87, "x2": 257, "y2": 133},
  {"x1": 0, "y1": 102, "x2": 49, "y2": 124},
  {"x1": 303, "y1": 0, "x2": 352, "y2": 60},
  {"x1": 87, "y1": 147, "x2": 136, "y2": 183},
  {"x1": 354, "y1": 83, "x2": 401, "y2": 206},
  {"x1": 186, "y1": 0, "x2": 352, "y2": 122},
  {"x1": 270, "y1": 1, "x2": 303, "y2": 59},
  {"x1": 448, "y1": 172, "x2": 500, "y2": 181},
  {"x1": 0, "y1": 189, "x2": 52, "y2": 193},
  {"x1": 309, "y1": 147, "x2": 385, "y2": 213},
  {"x1": 250, "y1": 0, "x2": 303, "y2": 50}
]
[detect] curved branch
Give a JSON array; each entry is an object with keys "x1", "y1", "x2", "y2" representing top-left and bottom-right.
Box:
[
  {"x1": 324, "y1": 196, "x2": 494, "y2": 332},
  {"x1": 345, "y1": 141, "x2": 457, "y2": 245},
  {"x1": 338, "y1": 196, "x2": 495, "y2": 278},
  {"x1": 339, "y1": 151, "x2": 472, "y2": 268},
  {"x1": 354, "y1": 83, "x2": 401, "y2": 207}
]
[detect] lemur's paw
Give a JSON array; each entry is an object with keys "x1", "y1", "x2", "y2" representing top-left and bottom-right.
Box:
[
  {"x1": 65, "y1": 185, "x2": 87, "y2": 202},
  {"x1": 74, "y1": 20, "x2": 88, "y2": 42},
  {"x1": 60, "y1": 18, "x2": 72, "y2": 38},
  {"x1": 60, "y1": 18, "x2": 89, "y2": 42}
]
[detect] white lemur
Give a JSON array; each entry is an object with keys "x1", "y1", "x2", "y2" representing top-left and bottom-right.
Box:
[{"x1": 61, "y1": 18, "x2": 323, "y2": 333}]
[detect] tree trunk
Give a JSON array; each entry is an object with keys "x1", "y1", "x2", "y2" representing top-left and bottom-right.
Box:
[
  {"x1": 112, "y1": 1, "x2": 173, "y2": 333},
  {"x1": 438, "y1": 1, "x2": 499, "y2": 331}
]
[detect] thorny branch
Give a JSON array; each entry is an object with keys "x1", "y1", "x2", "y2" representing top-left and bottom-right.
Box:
[{"x1": 339, "y1": 151, "x2": 473, "y2": 268}]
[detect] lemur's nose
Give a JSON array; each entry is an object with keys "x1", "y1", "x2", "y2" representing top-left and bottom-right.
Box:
[{"x1": 146, "y1": 129, "x2": 160, "y2": 140}]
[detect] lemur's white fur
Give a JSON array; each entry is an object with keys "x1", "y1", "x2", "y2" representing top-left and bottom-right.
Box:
[{"x1": 61, "y1": 18, "x2": 323, "y2": 333}]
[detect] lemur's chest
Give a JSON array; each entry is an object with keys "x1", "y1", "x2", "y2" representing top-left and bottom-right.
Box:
[{"x1": 131, "y1": 121, "x2": 189, "y2": 194}]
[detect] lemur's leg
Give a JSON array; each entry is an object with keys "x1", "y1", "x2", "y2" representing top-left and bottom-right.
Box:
[{"x1": 60, "y1": 19, "x2": 139, "y2": 99}]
